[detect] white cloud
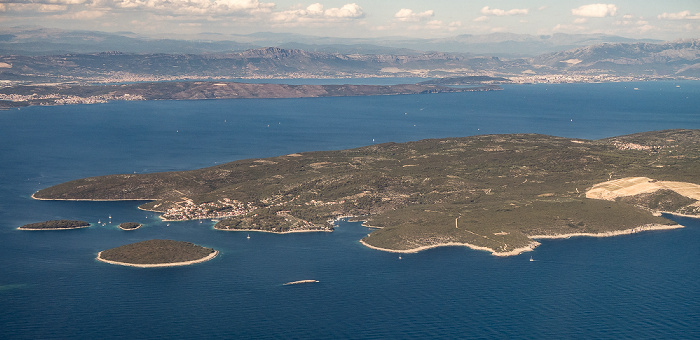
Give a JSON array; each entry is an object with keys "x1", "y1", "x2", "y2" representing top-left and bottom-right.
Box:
[
  {"x1": 2, "y1": 3, "x2": 69, "y2": 12},
  {"x1": 394, "y1": 8, "x2": 434, "y2": 22},
  {"x1": 574, "y1": 18, "x2": 588, "y2": 24},
  {"x1": 111, "y1": 0, "x2": 275, "y2": 15},
  {"x1": 480, "y1": 6, "x2": 528, "y2": 16},
  {"x1": 52, "y1": 9, "x2": 106, "y2": 19},
  {"x1": 325, "y1": 3, "x2": 363, "y2": 18},
  {"x1": 272, "y1": 3, "x2": 364, "y2": 23},
  {"x1": 572, "y1": 4, "x2": 617, "y2": 18},
  {"x1": 658, "y1": 10, "x2": 700, "y2": 20},
  {"x1": 1, "y1": 0, "x2": 89, "y2": 4},
  {"x1": 425, "y1": 19, "x2": 442, "y2": 29},
  {"x1": 473, "y1": 15, "x2": 488, "y2": 22}
]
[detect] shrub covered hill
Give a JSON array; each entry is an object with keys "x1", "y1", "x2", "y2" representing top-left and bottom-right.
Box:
[{"x1": 34, "y1": 130, "x2": 700, "y2": 255}]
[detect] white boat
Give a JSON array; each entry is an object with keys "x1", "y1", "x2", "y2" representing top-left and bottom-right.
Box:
[
  {"x1": 529, "y1": 256, "x2": 535, "y2": 262},
  {"x1": 284, "y1": 279, "x2": 318, "y2": 285},
  {"x1": 247, "y1": 234, "x2": 250, "y2": 239}
]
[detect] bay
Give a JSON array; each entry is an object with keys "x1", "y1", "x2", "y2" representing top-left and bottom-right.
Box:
[{"x1": 1, "y1": 81, "x2": 698, "y2": 339}]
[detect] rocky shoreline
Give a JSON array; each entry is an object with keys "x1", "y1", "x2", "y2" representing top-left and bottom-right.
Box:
[{"x1": 96, "y1": 250, "x2": 218, "y2": 268}]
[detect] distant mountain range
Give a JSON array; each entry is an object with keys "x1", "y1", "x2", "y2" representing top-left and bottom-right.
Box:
[
  {"x1": 0, "y1": 27, "x2": 698, "y2": 84},
  {"x1": 0, "y1": 26, "x2": 663, "y2": 57},
  {"x1": 2, "y1": 39, "x2": 698, "y2": 84},
  {"x1": 531, "y1": 40, "x2": 700, "y2": 77}
]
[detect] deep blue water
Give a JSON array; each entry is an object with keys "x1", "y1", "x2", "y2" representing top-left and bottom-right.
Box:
[{"x1": 1, "y1": 81, "x2": 699, "y2": 339}]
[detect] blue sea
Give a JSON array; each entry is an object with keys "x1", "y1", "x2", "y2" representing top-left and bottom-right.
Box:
[{"x1": 1, "y1": 81, "x2": 699, "y2": 339}]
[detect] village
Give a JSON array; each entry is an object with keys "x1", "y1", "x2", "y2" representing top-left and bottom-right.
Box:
[{"x1": 160, "y1": 197, "x2": 253, "y2": 221}]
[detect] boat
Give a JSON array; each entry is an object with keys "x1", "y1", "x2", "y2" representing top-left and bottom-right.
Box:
[
  {"x1": 284, "y1": 279, "x2": 318, "y2": 285},
  {"x1": 529, "y1": 256, "x2": 535, "y2": 262},
  {"x1": 247, "y1": 234, "x2": 250, "y2": 239}
]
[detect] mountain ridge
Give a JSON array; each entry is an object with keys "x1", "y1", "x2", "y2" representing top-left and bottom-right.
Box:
[
  {"x1": 0, "y1": 26, "x2": 664, "y2": 57},
  {"x1": 1, "y1": 39, "x2": 698, "y2": 85}
]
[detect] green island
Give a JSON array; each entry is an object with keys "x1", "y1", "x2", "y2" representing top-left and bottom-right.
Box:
[
  {"x1": 18, "y1": 219, "x2": 90, "y2": 230},
  {"x1": 96, "y1": 239, "x2": 218, "y2": 267},
  {"x1": 118, "y1": 222, "x2": 141, "y2": 230},
  {"x1": 34, "y1": 129, "x2": 700, "y2": 256}
]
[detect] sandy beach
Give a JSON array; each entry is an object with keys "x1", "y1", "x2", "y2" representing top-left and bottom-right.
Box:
[{"x1": 96, "y1": 250, "x2": 219, "y2": 268}]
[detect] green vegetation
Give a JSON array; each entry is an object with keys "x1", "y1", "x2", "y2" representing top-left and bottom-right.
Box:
[
  {"x1": 98, "y1": 239, "x2": 216, "y2": 265},
  {"x1": 34, "y1": 130, "x2": 700, "y2": 254},
  {"x1": 118, "y1": 222, "x2": 141, "y2": 230},
  {"x1": 19, "y1": 219, "x2": 89, "y2": 230}
]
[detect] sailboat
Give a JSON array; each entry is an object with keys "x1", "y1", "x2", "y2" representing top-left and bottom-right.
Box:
[
  {"x1": 529, "y1": 256, "x2": 535, "y2": 262},
  {"x1": 247, "y1": 234, "x2": 251, "y2": 239}
]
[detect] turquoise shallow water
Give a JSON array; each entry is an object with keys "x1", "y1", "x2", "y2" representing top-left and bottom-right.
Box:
[{"x1": 1, "y1": 81, "x2": 699, "y2": 339}]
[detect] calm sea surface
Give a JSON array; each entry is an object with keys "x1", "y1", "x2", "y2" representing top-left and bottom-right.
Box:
[{"x1": 1, "y1": 81, "x2": 699, "y2": 339}]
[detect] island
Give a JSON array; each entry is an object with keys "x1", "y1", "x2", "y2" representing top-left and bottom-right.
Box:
[
  {"x1": 0, "y1": 81, "x2": 499, "y2": 108},
  {"x1": 118, "y1": 222, "x2": 141, "y2": 230},
  {"x1": 96, "y1": 239, "x2": 218, "y2": 267},
  {"x1": 34, "y1": 129, "x2": 700, "y2": 256},
  {"x1": 18, "y1": 219, "x2": 90, "y2": 230}
]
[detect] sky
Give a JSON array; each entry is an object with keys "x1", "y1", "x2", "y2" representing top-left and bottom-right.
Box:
[{"x1": 1, "y1": 0, "x2": 699, "y2": 40}]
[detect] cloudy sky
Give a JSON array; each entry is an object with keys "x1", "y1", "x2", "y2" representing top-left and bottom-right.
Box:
[{"x1": 1, "y1": 0, "x2": 698, "y2": 40}]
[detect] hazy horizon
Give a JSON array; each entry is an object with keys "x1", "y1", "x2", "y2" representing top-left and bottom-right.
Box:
[{"x1": 1, "y1": 1, "x2": 698, "y2": 42}]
